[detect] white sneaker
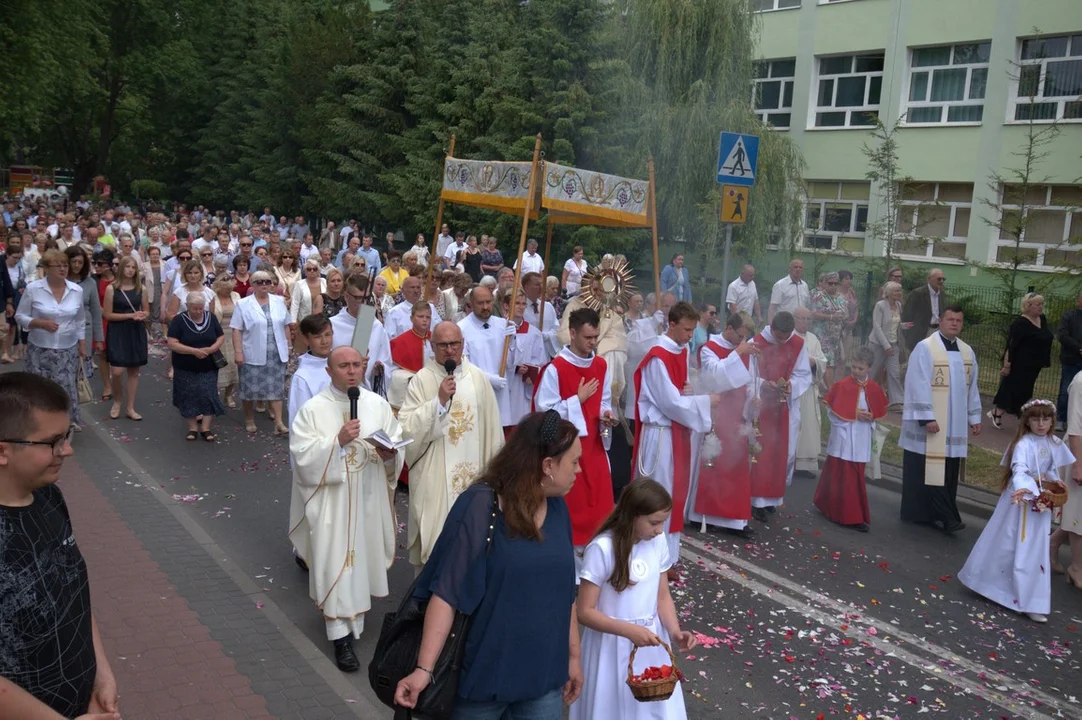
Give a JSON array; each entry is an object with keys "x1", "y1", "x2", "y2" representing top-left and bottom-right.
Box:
[{"x1": 1025, "y1": 613, "x2": 1048, "y2": 623}]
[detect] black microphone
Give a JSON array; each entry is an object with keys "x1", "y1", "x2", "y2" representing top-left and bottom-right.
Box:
[
  {"x1": 347, "y1": 386, "x2": 360, "y2": 421},
  {"x1": 443, "y1": 359, "x2": 457, "y2": 405}
]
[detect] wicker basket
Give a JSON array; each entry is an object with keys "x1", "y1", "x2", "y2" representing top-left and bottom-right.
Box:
[
  {"x1": 1039, "y1": 480, "x2": 1069, "y2": 509},
  {"x1": 626, "y1": 641, "x2": 679, "y2": 703}
]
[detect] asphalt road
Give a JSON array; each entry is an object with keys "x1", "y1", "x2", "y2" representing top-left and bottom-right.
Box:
[{"x1": 58, "y1": 348, "x2": 1082, "y2": 720}]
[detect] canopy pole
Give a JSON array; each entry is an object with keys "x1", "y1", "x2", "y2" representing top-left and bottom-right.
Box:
[
  {"x1": 538, "y1": 221, "x2": 554, "y2": 330},
  {"x1": 500, "y1": 133, "x2": 543, "y2": 377},
  {"x1": 648, "y1": 156, "x2": 661, "y2": 308},
  {"x1": 426, "y1": 134, "x2": 455, "y2": 297}
]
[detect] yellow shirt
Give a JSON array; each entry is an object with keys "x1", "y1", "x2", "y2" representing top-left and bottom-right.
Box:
[{"x1": 379, "y1": 267, "x2": 409, "y2": 295}]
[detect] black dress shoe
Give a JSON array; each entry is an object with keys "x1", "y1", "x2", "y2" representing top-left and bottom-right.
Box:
[
  {"x1": 752, "y1": 507, "x2": 769, "y2": 523},
  {"x1": 333, "y1": 636, "x2": 360, "y2": 672},
  {"x1": 854, "y1": 523, "x2": 870, "y2": 533},
  {"x1": 765, "y1": 505, "x2": 777, "y2": 514},
  {"x1": 294, "y1": 552, "x2": 309, "y2": 572},
  {"x1": 721, "y1": 526, "x2": 756, "y2": 539},
  {"x1": 941, "y1": 521, "x2": 965, "y2": 535}
]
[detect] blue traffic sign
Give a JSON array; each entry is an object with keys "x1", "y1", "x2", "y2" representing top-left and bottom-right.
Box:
[{"x1": 716, "y1": 132, "x2": 759, "y2": 186}]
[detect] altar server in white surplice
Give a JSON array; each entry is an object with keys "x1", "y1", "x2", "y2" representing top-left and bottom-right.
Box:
[
  {"x1": 502, "y1": 290, "x2": 547, "y2": 426},
  {"x1": 522, "y1": 271, "x2": 559, "y2": 358},
  {"x1": 329, "y1": 273, "x2": 392, "y2": 395},
  {"x1": 899, "y1": 306, "x2": 982, "y2": 534},
  {"x1": 959, "y1": 400, "x2": 1073, "y2": 623},
  {"x1": 398, "y1": 321, "x2": 503, "y2": 570},
  {"x1": 458, "y1": 285, "x2": 518, "y2": 430},
  {"x1": 288, "y1": 346, "x2": 403, "y2": 672}
]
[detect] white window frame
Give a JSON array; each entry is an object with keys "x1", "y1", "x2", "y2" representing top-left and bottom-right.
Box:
[
  {"x1": 811, "y1": 53, "x2": 885, "y2": 128},
  {"x1": 801, "y1": 182, "x2": 870, "y2": 252},
  {"x1": 902, "y1": 43, "x2": 990, "y2": 126},
  {"x1": 990, "y1": 184, "x2": 1082, "y2": 270},
  {"x1": 754, "y1": 58, "x2": 796, "y2": 128},
  {"x1": 1009, "y1": 34, "x2": 1082, "y2": 123},
  {"x1": 753, "y1": 0, "x2": 800, "y2": 12},
  {"x1": 893, "y1": 183, "x2": 973, "y2": 261},
  {"x1": 818, "y1": 0, "x2": 862, "y2": 4}
]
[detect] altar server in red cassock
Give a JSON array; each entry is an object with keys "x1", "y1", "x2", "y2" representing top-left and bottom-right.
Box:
[
  {"x1": 749, "y1": 311, "x2": 812, "y2": 522},
  {"x1": 633, "y1": 302, "x2": 720, "y2": 566},
  {"x1": 689, "y1": 312, "x2": 760, "y2": 538},
  {"x1": 534, "y1": 307, "x2": 617, "y2": 570},
  {"x1": 387, "y1": 303, "x2": 433, "y2": 413},
  {"x1": 814, "y1": 345, "x2": 888, "y2": 531}
]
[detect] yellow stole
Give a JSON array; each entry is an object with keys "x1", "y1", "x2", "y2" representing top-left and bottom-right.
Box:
[{"x1": 925, "y1": 334, "x2": 973, "y2": 486}]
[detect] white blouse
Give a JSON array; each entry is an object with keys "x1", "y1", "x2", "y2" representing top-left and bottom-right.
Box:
[
  {"x1": 16, "y1": 278, "x2": 86, "y2": 349},
  {"x1": 230, "y1": 295, "x2": 293, "y2": 365}
]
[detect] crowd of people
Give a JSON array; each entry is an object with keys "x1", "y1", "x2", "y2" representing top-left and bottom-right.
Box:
[{"x1": 2, "y1": 194, "x2": 1082, "y2": 720}]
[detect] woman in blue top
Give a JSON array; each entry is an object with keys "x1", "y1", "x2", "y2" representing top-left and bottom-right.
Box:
[
  {"x1": 395, "y1": 410, "x2": 585, "y2": 719},
  {"x1": 660, "y1": 253, "x2": 692, "y2": 303}
]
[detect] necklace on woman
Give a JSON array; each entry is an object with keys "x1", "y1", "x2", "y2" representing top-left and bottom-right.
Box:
[{"x1": 182, "y1": 310, "x2": 211, "y2": 334}]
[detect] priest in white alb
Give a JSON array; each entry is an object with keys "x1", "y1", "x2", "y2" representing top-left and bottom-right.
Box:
[
  {"x1": 633, "y1": 302, "x2": 720, "y2": 572},
  {"x1": 458, "y1": 285, "x2": 518, "y2": 432},
  {"x1": 330, "y1": 273, "x2": 391, "y2": 394},
  {"x1": 288, "y1": 346, "x2": 403, "y2": 673},
  {"x1": 793, "y1": 307, "x2": 828, "y2": 476},
  {"x1": 398, "y1": 321, "x2": 503, "y2": 571},
  {"x1": 899, "y1": 306, "x2": 982, "y2": 534}
]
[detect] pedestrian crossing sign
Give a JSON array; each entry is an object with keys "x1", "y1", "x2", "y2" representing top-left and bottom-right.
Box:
[
  {"x1": 721, "y1": 186, "x2": 748, "y2": 224},
  {"x1": 716, "y1": 132, "x2": 759, "y2": 186}
]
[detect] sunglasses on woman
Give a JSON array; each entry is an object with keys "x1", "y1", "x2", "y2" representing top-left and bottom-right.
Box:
[{"x1": 253, "y1": 279, "x2": 274, "y2": 286}]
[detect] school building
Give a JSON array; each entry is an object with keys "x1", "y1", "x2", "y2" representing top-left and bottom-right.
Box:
[{"x1": 753, "y1": 0, "x2": 1082, "y2": 288}]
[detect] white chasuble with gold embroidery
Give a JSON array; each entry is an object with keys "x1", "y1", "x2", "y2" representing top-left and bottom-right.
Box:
[
  {"x1": 288, "y1": 385, "x2": 403, "y2": 638},
  {"x1": 398, "y1": 358, "x2": 504, "y2": 566}
]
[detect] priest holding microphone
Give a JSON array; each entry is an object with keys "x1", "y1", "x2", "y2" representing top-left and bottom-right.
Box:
[
  {"x1": 397, "y1": 320, "x2": 503, "y2": 573},
  {"x1": 288, "y1": 346, "x2": 404, "y2": 673}
]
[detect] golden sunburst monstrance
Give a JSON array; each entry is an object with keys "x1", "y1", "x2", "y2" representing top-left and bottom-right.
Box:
[{"x1": 578, "y1": 258, "x2": 636, "y2": 314}]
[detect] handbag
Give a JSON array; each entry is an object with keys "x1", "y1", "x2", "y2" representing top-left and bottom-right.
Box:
[
  {"x1": 76, "y1": 362, "x2": 93, "y2": 405},
  {"x1": 368, "y1": 486, "x2": 498, "y2": 719},
  {"x1": 210, "y1": 350, "x2": 228, "y2": 369}
]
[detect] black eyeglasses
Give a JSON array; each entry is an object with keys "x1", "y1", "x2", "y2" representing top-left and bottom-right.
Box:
[
  {"x1": 240, "y1": 243, "x2": 253, "y2": 247},
  {"x1": 1, "y1": 429, "x2": 73, "y2": 456},
  {"x1": 253, "y1": 279, "x2": 274, "y2": 286}
]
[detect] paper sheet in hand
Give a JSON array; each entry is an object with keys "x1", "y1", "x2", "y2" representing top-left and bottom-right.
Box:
[
  {"x1": 351, "y1": 304, "x2": 377, "y2": 356},
  {"x1": 365, "y1": 430, "x2": 414, "y2": 451}
]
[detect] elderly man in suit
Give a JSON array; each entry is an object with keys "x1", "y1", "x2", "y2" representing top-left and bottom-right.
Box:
[{"x1": 901, "y1": 268, "x2": 947, "y2": 351}]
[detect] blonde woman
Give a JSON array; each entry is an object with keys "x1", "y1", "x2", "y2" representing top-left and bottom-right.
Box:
[
  {"x1": 869, "y1": 281, "x2": 907, "y2": 408},
  {"x1": 989, "y1": 293, "x2": 1055, "y2": 427},
  {"x1": 212, "y1": 275, "x2": 241, "y2": 408},
  {"x1": 102, "y1": 256, "x2": 149, "y2": 420},
  {"x1": 321, "y1": 267, "x2": 346, "y2": 319},
  {"x1": 231, "y1": 270, "x2": 295, "y2": 434},
  {"x1": 291, "y1": 259, "x2": 327, "y2": 323},
  {"x1": 166, "y1": 260, "x2": 216, "y2": 321},
  {"x1": 373, "y1": 275, "x2": 395, "y2": 317}
]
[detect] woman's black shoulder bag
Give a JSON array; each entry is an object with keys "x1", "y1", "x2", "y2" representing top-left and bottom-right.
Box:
[{"x1": 368, "y1": 486, "x2": 498, "y2": 719}]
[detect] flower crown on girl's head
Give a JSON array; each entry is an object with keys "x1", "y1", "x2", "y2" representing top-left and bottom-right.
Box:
[{"x1": 1021, "y1": 398, "x2": 1055, "y2": 413}]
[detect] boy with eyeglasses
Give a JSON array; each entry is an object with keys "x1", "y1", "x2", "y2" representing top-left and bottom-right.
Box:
[{"x1": 0, "y1": 373, "x2": 120, "y2": 719}]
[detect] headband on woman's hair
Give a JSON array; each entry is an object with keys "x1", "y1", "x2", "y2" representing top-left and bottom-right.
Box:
[{"x1": 540, "y1": 410, "x2": 562, "y2": 445}]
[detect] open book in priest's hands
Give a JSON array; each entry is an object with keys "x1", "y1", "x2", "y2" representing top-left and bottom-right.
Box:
[{"x1": 364, "y1": 430, "x2": 414, "y2": 452}]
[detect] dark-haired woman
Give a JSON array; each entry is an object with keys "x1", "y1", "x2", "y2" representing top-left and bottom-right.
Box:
[
  {"x1": 92, "y1": 249, "x2": 115, "y2": 401},
  {"x1": 395, "y1": 411, "x2": 585, "y2": 719}
]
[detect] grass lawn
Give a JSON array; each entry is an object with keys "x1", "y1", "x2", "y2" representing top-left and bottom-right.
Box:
[{"x1": 817, "y1": 415, "x2": 1003, "y2": 493}]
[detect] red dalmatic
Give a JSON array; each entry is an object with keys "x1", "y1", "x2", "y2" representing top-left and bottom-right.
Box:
[
  {"x1": 533, "y1": 355, "x2": 613, "y2": 545},
  {"x1": 389, "y1": 330, "x2": 428, "y2": 373},
  {"x1": 749, "y1": 332, "x2": 804, "y2": 501},
  {"x1": 695, "y1": 341, "x2": 751, "y2": 520},
  {"x1": 631, "y1": 345, "x2": 692, "y2": 535}
]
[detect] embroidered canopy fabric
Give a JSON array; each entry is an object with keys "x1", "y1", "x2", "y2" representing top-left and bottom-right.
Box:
[
  {"x1": 441, "y1": 158, "x2": 541, "y2": 218},
  {"x1": 542, "y1": 162, "x2": 651, "y2": 228}
]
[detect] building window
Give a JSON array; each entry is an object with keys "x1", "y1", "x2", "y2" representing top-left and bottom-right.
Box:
[
  {"x1": 813, "y1": 54, "x2": 884, "y2": 127},
  {"x1": 904, "y1": 43, "x2": 990, "y2": 124},
  {"x1": 753, "y1": 0, "x2": 800, "y2": 11},
  {"x1": 755, "y1": 59, "x2": 796, "y2": 128},
  {"x1": 994, "y1": 184, "x2": 1082, "y2": 268},
  {"x1": 1012, "y1": 34, "x2": 1082, "y2": 122},
  {"x1": 802, "y1": 181, "x2": 870, "y2": 252},
  {"x1": 893, "y1": 183, "x2": 973, "y2": 260}
]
